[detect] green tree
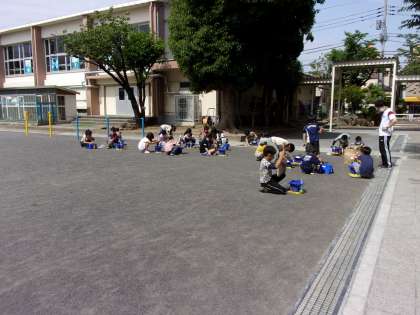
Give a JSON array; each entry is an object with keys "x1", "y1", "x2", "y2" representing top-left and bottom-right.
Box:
[
  {"x1": 327, "y1": 31, "x2": 379, "y2": 86},
  {"x1": 65, "y1": 9, "x2": 165, "y2": 119},
  {"x1": 341, "y1": 85, "x2": 366, "y2": 113},
  {"x1": 397, "y1": 34, "x2": 420, "y2": 75},
  {"x1": 169, "y1": 0, "x2": 323, "y2": 129},
  {"x1": 401, "y1": 0, "x2": 420, "y2": 30},
  {"x1": 363, "y1": 84, "x2": 386, "y2": 105}
]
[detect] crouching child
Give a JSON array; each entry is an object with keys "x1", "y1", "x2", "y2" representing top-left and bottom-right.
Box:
[
  {"x1": 259, "y1": 145, "x2": 288, "y2": 195},
  {"x1": 301, "y1": 153, "x2": 322, "y2": 174},
  {"x1": 349, "y1": 146, "x2": 374, "y2": 179}
]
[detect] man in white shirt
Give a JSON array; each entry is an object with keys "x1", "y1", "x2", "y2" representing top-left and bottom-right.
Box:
[{"x1": 375, "y1": 100, "x2": 397, "y2": 168}]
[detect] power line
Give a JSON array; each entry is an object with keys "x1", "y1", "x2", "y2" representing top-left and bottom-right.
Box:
[
  {"x1": 316, "y1": 7, "x2": 383, "y2": 25},
  {"x1": 317, "y1": 2, "x2": 362, "y2": 11},
  {"x1": 301, "y1": 45, "x2": 345, "y2": 55},
  {"x1": 303, "y1": 42, "x2": 343, "y2": 51},
  {"x1": 314, "y1": 12, "x2": 383, "y2": 29},
  {"x1": 312, "y1": 16, "x2": 379, "y2": 32}
]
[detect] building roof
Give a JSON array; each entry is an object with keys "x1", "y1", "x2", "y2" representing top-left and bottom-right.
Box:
[
  {"x1": 0, "y1": 0, "x2": 158, "y2": 35},
  {"x1": 0, "y1": 86, "x2": 79, "y2": 95}
]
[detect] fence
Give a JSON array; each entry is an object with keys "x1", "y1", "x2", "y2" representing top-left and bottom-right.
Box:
[
  {"x1": 0, "y1": 94, "x2": 65, "y2": 124},
  {"x1": 395, "y1": 114, "x2": 420, "y2": 122}
]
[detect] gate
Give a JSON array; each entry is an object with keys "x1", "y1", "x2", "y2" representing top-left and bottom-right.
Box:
[{"x1": 175, "y1": 95, "x2": 200, "y2": 124}]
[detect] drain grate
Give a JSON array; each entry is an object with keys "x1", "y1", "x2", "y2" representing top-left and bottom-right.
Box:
[{"x1": 292, "y1": 169, "x2": 391, "y2": 315}]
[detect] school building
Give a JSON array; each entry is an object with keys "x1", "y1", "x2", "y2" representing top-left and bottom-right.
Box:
[{"x1": 0, "y1": 0, "x2": 217, "y2": 125}]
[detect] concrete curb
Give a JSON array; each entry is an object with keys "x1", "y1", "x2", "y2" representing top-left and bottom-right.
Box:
[{"x1": 338, "y1": 157, "x2": 403, "y2": 315}]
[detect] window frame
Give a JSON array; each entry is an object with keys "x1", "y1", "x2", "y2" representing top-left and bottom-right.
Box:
[
  {"x1": 3, "y1": 42, "x2": 33, "y2": 77},
  {"x1": 44, "y1": 36, "x2": 85, "y2": 73}
]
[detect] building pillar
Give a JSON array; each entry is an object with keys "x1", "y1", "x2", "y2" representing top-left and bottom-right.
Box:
[
  {"x1": 150, "y1": 76, "x2": 164, "y2": 118},
  {"x1": 86, "y1": 80, "x2": 100, "y2": 116},
  {"x1": 31, "y1": 26, "x2": 46, "y2": 86},
  {"x1": 150, "y1": 1, "x2": 165, "y2": 39},
  {"x1": 0, "y1": 42, "x2": 5, "y2": 88}
]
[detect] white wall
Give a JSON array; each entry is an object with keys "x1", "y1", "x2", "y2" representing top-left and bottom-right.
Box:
[
  {"x1": 199, "y1": 91, "x2": 217, "y2": 117},
  {"x1": 99, "y1": 84, "x2": 151, "y2": 117},
  {"x1": 41, "y1": 19, "x2": 83, "y2": 38},
  {"x1": 0, "y1": 30, "x2": 31, "y2": 45},
  {"x1": 3, "y1": 75, "x2": 35, "y2": 88},
  {"x1": 100, "y1": 85, "x2": 117, "y2": 116},
  {"x1": 64, "y1": 95, "x2": 77, "y2": 120},
  {"x1": 44, "y1": 72, "x2": 86, "y2": 87},
  {"x1": 126, "y1": 6, "x2": 150, "y2": 24}
]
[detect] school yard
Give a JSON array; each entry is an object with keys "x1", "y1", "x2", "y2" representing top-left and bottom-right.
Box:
[{"x1": 0, "y1": 132, "x2": 372, "y2": 315}]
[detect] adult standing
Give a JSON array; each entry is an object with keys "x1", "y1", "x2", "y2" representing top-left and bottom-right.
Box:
[
  {"x1": 375, "y1": 100, "x2": 397, "y2": 168},
  {"x1": 303, "y1": 117, "x2": 324, "y2": 155}
]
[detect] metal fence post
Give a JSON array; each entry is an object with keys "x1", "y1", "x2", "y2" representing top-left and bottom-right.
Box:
[
  {"x1": 106, "y1": 116, "x2": 110, "y2": 137},
  {"x1": 48, "y1": 111, "x2": 53, "y2": 137},
  {"x1": 140, "y1": 117, "x2": 145, "y2": 138},
  {"x1": 76, "y1": 116, "x2": 80, "y2": 142}
]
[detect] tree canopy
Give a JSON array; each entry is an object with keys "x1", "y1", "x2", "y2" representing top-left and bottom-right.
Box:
[
  {"x1": 169, "y1": 0, "x2": 324, "y2": 128},
  {"x1": 401, "y1": 0, "x2": 420, "y2": 29},
  {"x1": 397, "y1": 34, "x2": 420, "y2": 75},
  {"x1": 65, "y1": 9, "x2": 164, "y2": 118}
]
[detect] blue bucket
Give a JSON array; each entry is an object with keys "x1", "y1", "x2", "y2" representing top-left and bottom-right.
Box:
[
  {"x1": 289, "y1": 180, "x2": 304, "y2": 192},
  {"x1": 87, "y1": 143, "x2": 95, "y2": 150},
  {"x1": 331, "y1": 146, "x2": 343, "y2": 154},
  {"x1": 321, "y1": 163, "x2": 334, "y2": 174}
]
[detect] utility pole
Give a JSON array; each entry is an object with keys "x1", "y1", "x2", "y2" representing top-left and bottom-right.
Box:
[{"x1": 380, "y1": 0, "x2": 388, "y2": 57}]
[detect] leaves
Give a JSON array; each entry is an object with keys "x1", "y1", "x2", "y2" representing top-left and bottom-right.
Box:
[
  {"x1": 64, "y1": 9, "x2": 165, "y2": 117},
  {"x1": 401, "y1": 0, "x2": 420, "y2": 30}
]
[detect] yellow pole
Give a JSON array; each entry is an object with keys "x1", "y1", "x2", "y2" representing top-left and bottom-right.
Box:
[
  {"x1": 24, "y1": 111, "x2": 29, "y2": 136},
  {"x1": 48, "y1": 112, "x2": 52, "y2": 137}
]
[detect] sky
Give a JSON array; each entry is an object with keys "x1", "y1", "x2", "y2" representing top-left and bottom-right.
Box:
[{"x1": 0, "y1": 0, "x2": 415, "y2": 71}]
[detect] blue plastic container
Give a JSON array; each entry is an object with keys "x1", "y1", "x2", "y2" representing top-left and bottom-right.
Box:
[
  {"x1": 331, "y1": 146, "x2": 343, "y2": 155},
  {"x1": 87, "y1": 143, "x2": 95, "y2": 150},
  {"x1": 321, "y1": 163, "x2": 334, "y2": 174},
  {"x1": 289, "y1": 180, "x2": 304, "y2": 192}
]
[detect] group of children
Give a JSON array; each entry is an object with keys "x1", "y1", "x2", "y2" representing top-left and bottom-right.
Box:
[
  {"x1": 80, "y1": 127, "x2": 125, "y2": 150},
  {"x1": 256, "y1": 126, "x2": 375, "y2": 195},
  {"x1": 137, "y1": 124, "x2": 230, "y2": 156}
]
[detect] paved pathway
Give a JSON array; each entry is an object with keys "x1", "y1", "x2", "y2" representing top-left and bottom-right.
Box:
[{"x1": 340, "y1": 132, "x2": 420, "y2": 315}]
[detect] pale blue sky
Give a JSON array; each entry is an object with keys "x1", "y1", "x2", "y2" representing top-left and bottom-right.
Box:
[{"x1": 0, "y1": 0, "x2": 414, "y2": 70}]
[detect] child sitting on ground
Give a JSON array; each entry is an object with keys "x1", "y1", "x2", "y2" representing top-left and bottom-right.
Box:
[
  {"x1": 301, "y1": 152, "x2": 322, "y2": 174},
  {"x1": 353, "y1": 136, "x2": 365, "y2": 148},
  {"x1": 80, "y1": 129, "x2": 97, "y2": 148},
  {"x1": 181, "y1": 128, "x2": 196, "y2": 147},
  {"x1": 200, "y1": 134, "x2": 218, "y2": 156},
  {"x1": 138, "y1": 132, "x2": 157, "y2": 153},
  {"x1": 245, "y1": 130, "x2": 259, "y2": 146},
  {"x1": 332, "y1": 133, "x2": 350, "y2": 150},
  {"x1": 259, "y1": 145, "x2": 288, "y2": 195},
  {"x1": 108, "y1": 127, "x2": 120, "y2": 149},
  {"x1": 199, "y1": 125, "x2": 210, "y2": 140},
  {"x1": 164, "y1": 136, "x2": 183, "y2": 156},
  {"x1": 349, "y1": 146, "x2": 374, "y2": 179}
]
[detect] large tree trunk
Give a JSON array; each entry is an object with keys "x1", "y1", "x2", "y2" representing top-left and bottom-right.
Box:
[
  {"x1": 126, "y1": 86, "x2": 142, "y2": 122},
  {"x1": 137, "y1": 81, "x2": 147, "y2": 118},
  {"x1": 217, "y1": 87, "x2": 237, "y2": 131}
]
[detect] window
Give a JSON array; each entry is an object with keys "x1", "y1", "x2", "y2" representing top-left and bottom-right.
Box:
[
  {"x1": 44, "y1": 36, "x2": 85, "y2": 72},
  {"x1": 119, "y1": 88, "x2": 125, "y2": 101},
  {"x1": 131, "y1": 22, "x2": 150, "y2": 33},
  {"x1": 3, "y1": 42, "x2": 33, "y2": 76}
]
